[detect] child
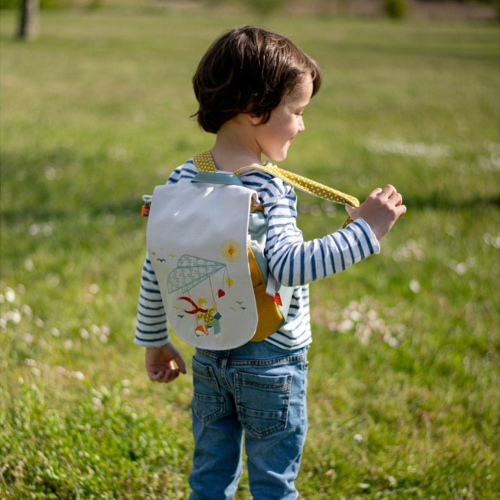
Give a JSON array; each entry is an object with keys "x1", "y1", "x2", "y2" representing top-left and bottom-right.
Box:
[{"x1": 134, "y1": 25, "x2": 405, "y2": 500}]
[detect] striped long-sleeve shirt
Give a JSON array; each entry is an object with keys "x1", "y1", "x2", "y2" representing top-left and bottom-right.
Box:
[{"x1": 134, "y1": 159, "x2": 380, "y2": 350}]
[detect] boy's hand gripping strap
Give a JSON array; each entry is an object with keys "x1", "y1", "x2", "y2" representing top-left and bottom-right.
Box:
[{"x1": 194, "y1": 151, "x2": 360, "y2": 228}]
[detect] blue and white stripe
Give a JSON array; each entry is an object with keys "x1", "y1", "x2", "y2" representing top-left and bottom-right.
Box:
[{"x1": 134, "y1": 160, "x2": 380, "y2": 350}]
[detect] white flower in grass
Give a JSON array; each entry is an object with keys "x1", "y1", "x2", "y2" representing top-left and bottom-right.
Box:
[
  {"x1": 92, "y1": 397, "x2": 103, "y2": 408},
  {"x1": 24, "y1": 333, "x2": 33, "y2": 344},
  {"x1": 24, "y1": 259, "x2": 35, "y2": 271},
  {"x1": 51, "y1": 328, "x2": 61, "y2": 337},
  {"x1": 409, "y1": 280, "x2": 421, "y2": 293},
  {"x1": 5, "y1": 288, "x2": 16, "y2": 303},
  {"x1": 73, "y1": 371, "x2": 85, "y2": 380},
  {"x1": 45, "y1": 167, "x2": 57, "y2": 180},
  {"x1": 386, "y1": 475, "x2": 398, "y2": 487},
  {"x1": 11, "y1": 311, "x2": 22, "y2": 324},
  {"x1": 350, "y1": 310, "x2": 361, "y2": 322},
  {"x1": 80, "y1": 328, "x2": 90, "y2": 340},
  {"x1": 338, "y1": 319, "x2": 354, "y2": 332},
  {"x1": 353, "y1": 434, "x2": 364, "y2": 443}
]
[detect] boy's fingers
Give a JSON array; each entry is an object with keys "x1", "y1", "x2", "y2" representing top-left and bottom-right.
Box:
[
  {"x1": 380, "y1": 184, "x2": 397, "y2": 199},
  {"x1": 369, "y1": 187, "x2": 383, "y2": 198},
  {"x1": 395, "y1": 205, "x2": 407, "y2": 218},
  {"x1": 175, "y1": 354, "x2": 187, "y2": 374},
  {"x1": 390, "y1": 193, "x2": 403, "y2": 207},
  {"x1": 148, "y1": 370, "x2": 163, "y2": 381}
]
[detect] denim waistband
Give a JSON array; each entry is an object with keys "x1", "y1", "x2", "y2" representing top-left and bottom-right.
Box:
[{"x1": 195, "y1": 340, "x2": 308, "y2": 367}]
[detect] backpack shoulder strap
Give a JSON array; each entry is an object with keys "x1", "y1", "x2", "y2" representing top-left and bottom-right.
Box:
[{"x1": 193, "y1": 151, "x2": 359, "y2": 228}]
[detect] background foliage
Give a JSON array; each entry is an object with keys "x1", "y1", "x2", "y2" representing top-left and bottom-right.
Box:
[{"x1": 1, "y1": 4, "x2": 499, "y2": 499}]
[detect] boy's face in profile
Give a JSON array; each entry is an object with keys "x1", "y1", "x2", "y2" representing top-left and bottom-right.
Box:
[{"x1": 253, "y1": 73, "x2": 314, "y2": 162}]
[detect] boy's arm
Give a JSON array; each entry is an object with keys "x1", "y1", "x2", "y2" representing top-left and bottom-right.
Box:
[
  {"x1": 134, "y1": 254, "x2": 170, "y2": 347},
  {"x1": 261, "y1": 179, "x2": 404, "y2": 287}
]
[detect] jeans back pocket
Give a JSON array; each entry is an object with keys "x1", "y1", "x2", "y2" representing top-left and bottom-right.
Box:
[
  {"x1": 234, "y1": 371, "x2": 292, "y2": 439},
  {"x1": 192, "y1": 357, "x2": 225, "y2": 424}
]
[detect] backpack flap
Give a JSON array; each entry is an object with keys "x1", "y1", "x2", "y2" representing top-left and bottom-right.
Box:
[{"x1": 147, "y1": 179, "x2": 259, "y2": 350}]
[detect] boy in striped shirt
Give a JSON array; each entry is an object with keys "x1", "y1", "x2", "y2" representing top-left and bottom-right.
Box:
[{"x1": 135, "y1": 25, "x2": 405, "y2": 500}]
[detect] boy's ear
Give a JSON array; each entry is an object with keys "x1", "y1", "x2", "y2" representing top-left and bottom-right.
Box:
[{"x1": 246, "y1": 113, "x2": 264, "y2": 126}]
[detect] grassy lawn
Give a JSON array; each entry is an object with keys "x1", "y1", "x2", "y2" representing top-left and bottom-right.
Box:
[{"x1": 1, "y1": 5, "x2": 499, "y2": 499}]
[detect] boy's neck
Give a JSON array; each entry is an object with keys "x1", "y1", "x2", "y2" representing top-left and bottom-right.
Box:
[{"x1": 210, "y1": 122, "x2": 264, "y2": 172}]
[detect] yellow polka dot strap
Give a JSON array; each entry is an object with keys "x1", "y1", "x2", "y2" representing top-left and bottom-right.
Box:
[{"x1": 193, "y1": 151, "x2": 359, "y2": 228}]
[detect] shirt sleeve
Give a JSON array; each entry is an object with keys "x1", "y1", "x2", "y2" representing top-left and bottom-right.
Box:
[
  {"x1": 134, "y1": 254, "x2": 170, "y2": 347},
  {"x1": 260, "y1": 178, "x2": 381, "y2": 287}
]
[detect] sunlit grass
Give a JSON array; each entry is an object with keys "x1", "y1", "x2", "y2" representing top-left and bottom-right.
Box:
[{"x1": 1, "y1": 6, "x2": 499, "y2": 499}]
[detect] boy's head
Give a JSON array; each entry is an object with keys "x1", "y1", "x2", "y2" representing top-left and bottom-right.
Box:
[{"x1": 192, "y1": 25, "x2": 321, "y2": 134}]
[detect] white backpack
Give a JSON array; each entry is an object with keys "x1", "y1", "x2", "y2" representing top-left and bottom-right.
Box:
[{"x1": 144, "y1": 151, "x2": 359, "y2": 350}]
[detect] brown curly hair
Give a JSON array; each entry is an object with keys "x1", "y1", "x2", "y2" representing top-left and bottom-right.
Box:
[{"x1": 192, "y1": 25, "x2": 322, "y2": 134}]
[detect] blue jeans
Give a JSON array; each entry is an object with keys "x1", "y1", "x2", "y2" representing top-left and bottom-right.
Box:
[{"x1": 188, "y1": 341, "x2": 309, "y2": 500}]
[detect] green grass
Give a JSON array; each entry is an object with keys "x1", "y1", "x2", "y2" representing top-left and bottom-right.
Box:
[{"x1": 1, "y1": 5, "x2": 499, "y2": 499}]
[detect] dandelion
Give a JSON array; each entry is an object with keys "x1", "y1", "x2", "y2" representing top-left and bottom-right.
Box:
[
  {"x1": 45, "y1": 166, "x2": 57, "y2": 180},
  {"x1": 353, "y1": 434, "x2": 364, "y2": 443},
  {"x1": 5, "y1": 288, "x2": 16, "y2": 303},
  {"x1": 483, "y1": 233, "x2": 500, "y2": 249},
  {"x1": 350, "y1": 310, "x2": 361, "y2": 322},
  {"x1": 24, "y1": 259, "x2": 35, "y2": 271},
  {"x1": 11, "y1": 310, "x2": 22, "y2": 324},
  {"x1": 447, "y1": 260, "x2": 467, "y2": 275},
  {"x1": 92, "y1": 397, "x2": 103, "y2": 408},
  {"x1": 386, "y1": 475, "x2": 398, "y2": 487},
  {"x1": 338, "y1": 319, "x2": 354, "y2": 332}
]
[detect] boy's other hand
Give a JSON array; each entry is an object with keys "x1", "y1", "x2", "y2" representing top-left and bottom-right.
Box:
[
  {"x1": 145, "y1": 343, "x2": 187, "y2": 383},
  {"x1": 346, "y1": 184, "x2": 406, "y2": 240}
]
